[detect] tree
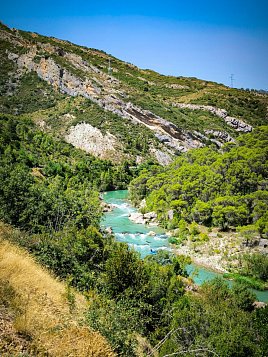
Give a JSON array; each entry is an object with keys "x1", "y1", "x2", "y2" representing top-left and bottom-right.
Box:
[
  {"x1": 191, "y1": 200, "x2": 212, "y2": 224},
  {"x1": 212, "y1": 204, "x2": 248, "y2": 230},
  {"x1": 104, "y1": 243, "x2": 146, "y2": 298}
]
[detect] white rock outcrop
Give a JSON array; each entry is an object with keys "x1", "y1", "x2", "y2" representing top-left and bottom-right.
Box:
[
  {"x1": 174, "y1": 103, "x2": 252, "y2": 133},
  {"x1": 65, "y1": 123, "x2": 119, "y2": 159},
  {"x1": 129, "y1": 211, "x2": 158, "y2": 225}
]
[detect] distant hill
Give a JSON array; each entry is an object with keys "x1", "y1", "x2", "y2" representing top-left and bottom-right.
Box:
[{"x1": 1, "y1": 21, "x2": 267, "y2": 164}]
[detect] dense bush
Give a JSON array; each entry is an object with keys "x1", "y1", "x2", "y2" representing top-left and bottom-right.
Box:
[
  {"x1": 157, "y1": 278, "x2": 266, "y2": 357},
  {"x1": 239, "y1": 253, "x2": 268, "y2": 281}
]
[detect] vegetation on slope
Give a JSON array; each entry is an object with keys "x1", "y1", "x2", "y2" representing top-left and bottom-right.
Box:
[
  {"x1": 0, "y1": 114, "x2": 188, "y2": 354},
  {"x1": 1, "y1": 23, "x2": 268, "y2": 356},
  {"x1": 4, "y1": 220, "x2": 268, "y2": 357},
  {"x1": 22, "y1": 23, "x2": 266, "y2": 131},
  {"x1": 130, "y1": 126, "x2": 268, "y2": 233},
  {"x1": 0, "y1": 115, "x2": 266, "y2": 355},
  {"x1": 0, "y1": 114, "x2": 136, "y2": 234},
  {"x1": 129, "y1": 127, "x2": 268, "y2": 285},
  {"x1": 1, "y1": 22, "x2": 268, "y2": 161},
  {"x1": 0, "y1": 224, "x2": 115, "y2": 356},
  {"x1": 2, "y1": 113, "x2": 267, "y2": 356},
  {"x1": 156, "y1": 278, "x2": 268, "y2": 357}
]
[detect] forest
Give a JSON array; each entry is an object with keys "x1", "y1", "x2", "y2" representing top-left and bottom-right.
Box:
[
  {"x1": 129, "y1": 126, "x2": 268, "y2": 234},
  {"x1": 0, "y1": 114, "x2": 136, "y2": 231},
  {"x1": 0, "y1": 114, "x2": 268, "y2": 356}
]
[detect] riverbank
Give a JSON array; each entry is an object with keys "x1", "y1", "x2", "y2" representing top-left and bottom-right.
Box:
[
  {"x1": 102, "y1": 190, "x2": 268, "y2": 301},
  {"x1": 127, "y1": 200, "x2": 255, "y2": 274},
  {"x1": 171, "y1": 229, "x2": 239, "y2": 274},
  {"x1": 169, "y1": 225, "x2": 268, "y2": 278}
]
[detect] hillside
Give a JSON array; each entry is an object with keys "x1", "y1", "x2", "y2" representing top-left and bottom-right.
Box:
[
  {"x1": 129, "y1": 127, "x2": 268, "y2": 282},
  {"x1": 1, "y1": 21, "x2": 268, "y2": 357},
  {"x1": 1, "y1": 21, "x2": 267, "y2": 165},
  {"x1": 0, "y1": 223, "x2": 115, "y2": 356}
]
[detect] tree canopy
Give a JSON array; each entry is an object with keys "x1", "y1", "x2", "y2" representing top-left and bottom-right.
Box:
[{"x1": 130, "y1": 127, "x2": 268, "y2": 234}]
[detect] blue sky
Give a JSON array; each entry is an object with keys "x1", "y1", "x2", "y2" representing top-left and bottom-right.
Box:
[{"x1": 1, "y1": 0, "x2": 268, "y2": 89}]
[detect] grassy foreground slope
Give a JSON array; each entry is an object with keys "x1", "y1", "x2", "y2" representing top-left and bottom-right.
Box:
[{"x1": 0, "y1": 223, "x2": 115, "y2": 356}]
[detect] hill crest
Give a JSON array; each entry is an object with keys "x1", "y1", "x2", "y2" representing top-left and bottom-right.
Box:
[{"x1": 1, "y1": 22, "x2": 267, "y2": 164}]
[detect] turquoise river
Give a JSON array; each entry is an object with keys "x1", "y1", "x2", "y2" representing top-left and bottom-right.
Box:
[{"x1": 101, "y1": 190, "x2": 268, "y2": 302}]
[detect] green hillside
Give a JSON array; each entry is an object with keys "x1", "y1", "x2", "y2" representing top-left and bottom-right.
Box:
[
  {"x1": 129, "y1": 127, "x2": 268, "y2": 289},
  {"x1": 1, "y1": 21, "x2": 267, "y2": 165},
  {"x1": 1, "y1": 21, "x2": 268, "y2": 356},
  {"x1": 130, "y1": 127, "x2": 268, "y2": 232}
]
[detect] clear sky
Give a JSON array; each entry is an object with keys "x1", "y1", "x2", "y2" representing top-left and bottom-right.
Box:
[{"x1": 1, "y1": 0, "x2": 268, "y2": 89}]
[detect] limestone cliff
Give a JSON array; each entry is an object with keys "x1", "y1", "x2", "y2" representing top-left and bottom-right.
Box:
[{"x1": 1, "y1": 23, "x2": 267, "y2": 164}]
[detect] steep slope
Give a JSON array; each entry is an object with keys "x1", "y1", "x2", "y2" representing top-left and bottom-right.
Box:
[
  {"x1": 0, "y1": 223, "x2": 115, "y2": 356},
  {"x1": 0, "y1": 21, "x2": 267, "y2": 164}
]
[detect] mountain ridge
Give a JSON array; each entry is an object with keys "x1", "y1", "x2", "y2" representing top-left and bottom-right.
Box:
[{"x1": 1, "y1": 21, "x2": 267, "y2": 164}]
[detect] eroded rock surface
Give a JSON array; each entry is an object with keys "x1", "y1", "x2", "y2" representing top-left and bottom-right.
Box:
[
  {"x1": 65, "y1": 123, "x2": 120, "y2": 160},
  {"x1": 7, "y1": 48, "x2": 206, "y2": 154},
  {"x1": 2, "y1": 26, "x2": 256, "y2": 164},
  {"x1": 174, "y1": 103, "x2": 252, "y2": 132}
]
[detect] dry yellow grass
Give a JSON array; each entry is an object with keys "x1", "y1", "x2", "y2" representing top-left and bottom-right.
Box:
[
  {"x1": 176, "y1": 89, "x2": 209, "y2": 103},
  {"x1": 0, "y1": 223, "x2": 115, "y2": 356}
]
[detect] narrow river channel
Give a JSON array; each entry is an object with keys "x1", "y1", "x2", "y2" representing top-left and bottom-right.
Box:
[{"x1": 101, "y1": 190, "x2": 268, "y2": 302}]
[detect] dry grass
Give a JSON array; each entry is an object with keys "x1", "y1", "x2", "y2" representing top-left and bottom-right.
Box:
[
  {"x1": 176, "y1": 89, "x2": 208, "y2": 103},
  {"x1": 0, "y1": 223, "x2": 115, "y2": 356}
]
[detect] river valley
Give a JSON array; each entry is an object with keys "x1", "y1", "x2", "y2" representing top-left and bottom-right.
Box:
[{"x1": 101, "y1": 190, "x2": 268, "y2": 302}]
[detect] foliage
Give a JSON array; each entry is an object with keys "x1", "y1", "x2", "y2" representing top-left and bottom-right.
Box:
[
  {"x1": 0, "y1": 70, "x2": 66, "y2": 115},
  {"x1": 223, "y1": 273, "x2": 267, "y2": 291},
  {"x1": 86, "y1": 297, "x2": 142, "y2": 356},
  {"x1": 1, "y1": 24, "x2": 268, "y2": 356},
  {"x1": 130, "y1": 127, "x2": 268, "y2": 232},
  {"x1": 157, "y1": 278, "x2": 263, "y2": 357},
  {"x1": 238, "y1": 253, "x2": 268, "y2": 282},
  {"x1": 0, "y1": 114, "x2": 135, "y2": 232}
]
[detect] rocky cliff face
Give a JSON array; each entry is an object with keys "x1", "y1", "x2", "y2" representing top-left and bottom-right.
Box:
[
  {"x1": 65, "y1": 123, "x2": 120, "y2": 160},
  {"x1": 8, "y1": 47, "x2": 239, "y2": 153},
  {"x1": 1, "y1": 23, "x2": 267, "y2": 164},
  {"x1": 8, "y1": 48, "x2": 206, "y2": 154},
  {"x1": 174, "y1": 103, "x2": 252, "y2": 132}
]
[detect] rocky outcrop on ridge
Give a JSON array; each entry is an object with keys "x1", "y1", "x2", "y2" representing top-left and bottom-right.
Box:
[
  {"x1": 204, "y1": 130, "x2": 234, "y2": 143},
  {"x1": 173, "y1": 103, "x2": 252, "y2": 132},
  {"x1": 7, "y1": 48, "x2": 206, "y2": 153},
  {"x1": 2, "y1": 25, "x2": 264, "y2": 165}
]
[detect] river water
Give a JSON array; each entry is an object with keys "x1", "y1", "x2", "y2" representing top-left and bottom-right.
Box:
[{"x1": 101, "y1": 190, "x2": 268, "y2": 302}]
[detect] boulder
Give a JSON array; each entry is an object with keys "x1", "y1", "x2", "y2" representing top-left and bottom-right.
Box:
[
  {"x1": 105, "y1": 226, "x2": 113, "y2": 234},
  {"x1": 148, "y1": 222, "x2": 159, "y2": 226},
  {"x1": 253, "y1": 301, "x2": 267, "y2": 309},
  {"x1": 139, "y1": 198, "x2": 146, "y2": 209},
  {"x1": 167, "y1": 209, "x2": 174, "y2": 220},
  {"x1": 102, "y1": 202, "x2": 113, "y2": 212},
  {"x1": 148, "y1": 231, "x2": 156, "y2": 236},
  {"x1": 144, "y1": 212, "x2": 157, "y2": 220},
  {"x1": 129, "y1": 212, "x2": 146, "y2": 224}
]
